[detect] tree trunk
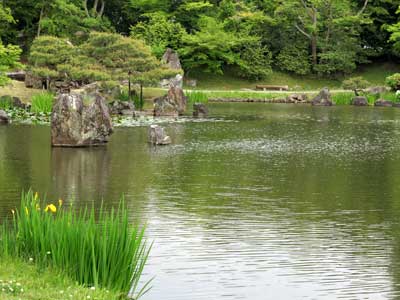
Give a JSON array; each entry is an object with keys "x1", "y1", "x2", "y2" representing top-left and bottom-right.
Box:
[
  {"x1": 37, "y1": 6, "x2": 44, "y2": 37},
  {"x1": 311, "y1": 35, "x2": 317, "y2": 67}
]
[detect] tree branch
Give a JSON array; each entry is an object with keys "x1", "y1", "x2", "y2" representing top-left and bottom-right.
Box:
[
  {"x1": 357, "y1": 0, "x2": 369, "y2": 16},
  {"x1": 295, "y1": 24, "x2": 311, "y2": 39},
  {"x1": 83, "y1": 0, "x2": 89, "y2": 17},
  {"x1": 98, "y1": 0, "x2": 105, "y2": 18}
]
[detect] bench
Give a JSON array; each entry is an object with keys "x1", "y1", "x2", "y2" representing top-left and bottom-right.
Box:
[{"x1": 255, "y1": 85, "x2": 289, "y2": 91}]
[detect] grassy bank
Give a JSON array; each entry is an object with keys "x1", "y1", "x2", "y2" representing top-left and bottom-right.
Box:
[
  {"x1": 0, "y1": 191, "x2": 151, "y2": 299},
  {"x1": 0, "y1": 258, "x2": 122, "y2": 300},
  {"x1": 186, "y1": 62, "x2": 400, "y2": 91}
]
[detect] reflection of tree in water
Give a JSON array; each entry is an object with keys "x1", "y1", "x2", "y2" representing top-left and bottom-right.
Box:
[{"x1": 51, "y1": 147, "x2": 111, "y2": 206}]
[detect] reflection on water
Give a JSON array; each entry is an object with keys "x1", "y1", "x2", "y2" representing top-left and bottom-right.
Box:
[{"x1": 2, "y1": 104, "x2": 400, "y2": 299}]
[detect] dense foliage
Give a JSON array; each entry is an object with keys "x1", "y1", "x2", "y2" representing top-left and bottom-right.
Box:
[{"x1": 2, "y1": 0, "x2": 400, "y2": 79}]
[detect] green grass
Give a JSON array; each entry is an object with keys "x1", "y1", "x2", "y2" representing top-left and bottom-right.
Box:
[
  {"x1": 1, "y1": 191, "x2": 151, "y2": 299},
  {"x1": 331, "y1": 92, "x2": 354, "y2": 105},
  {"x1": 31, "y1": 92, "x2": 54, "y2": 114},
  {"x1": 0, "y1": 258, "x2": 123, "y2": 300}
]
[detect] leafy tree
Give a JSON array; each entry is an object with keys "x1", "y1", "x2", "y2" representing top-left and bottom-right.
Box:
[
  {"x1": 130, "y1": 12, "x2": 186, "y2": 58},
  {"x1": 0, "y1": 42, "x2": 22, "y2": 86},
  {"x1": 385, "y1": 73, "x2": 400, "y2": 90}
]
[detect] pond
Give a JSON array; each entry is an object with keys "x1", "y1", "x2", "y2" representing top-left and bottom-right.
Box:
[{"x1": 1, "y1": 103, "x2": 400, "y2": 299}]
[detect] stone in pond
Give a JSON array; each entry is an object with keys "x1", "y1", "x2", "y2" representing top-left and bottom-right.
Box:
[
  {"x1": 0, "y1": 110, "x2": 9, "y2": 124},
  {"x1": 148, "y1": 125, "x2": 171, "y2": 145},
  {"x1": 352, "y1": 96, "x2": 368, "y2": 106},
  {"x1": 311, "y1": 88, "x2": 333, "y2": 106},
  {"x1": 51, "y1": 93, "x2": 113, "y2": 147},
  {"x1": 374, "y1": 99, "x2": 393, "y2": 107},
  {"x1": 108, "y1": 100, "x2": 135, "y2": 116},
  {"x1": 193, "y1": 103, "x2": 208, "y2": 118}
]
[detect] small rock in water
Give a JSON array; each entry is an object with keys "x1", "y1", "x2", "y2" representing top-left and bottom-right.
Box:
[
  {"x1": 193, "y1": 103, "x2": 208, "y2": 118},
  {"x1": 148, "y1": 125, "x2": 171, "y2": 145},
  {"x1": 0, "y1": 110, "x2": 9, "y2": 124}
]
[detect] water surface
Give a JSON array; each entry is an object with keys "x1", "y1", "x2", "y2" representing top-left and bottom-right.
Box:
[{"x1": 1, "y1": 104, "x2": 400, "y2": 299}]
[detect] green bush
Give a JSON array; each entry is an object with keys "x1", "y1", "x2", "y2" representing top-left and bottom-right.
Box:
[
  {"x1": 385, "y1": 73, "x2": 400, "y2": 91},
  {"x1": 332, "y1": 92, "x2": 353, "y2": 105},
  {"x1": 1, "y1": 191, "x2": 151, "y2": 299},
  {"x1": 31, "y1": 92, "x2": 54, "y2": 114}
]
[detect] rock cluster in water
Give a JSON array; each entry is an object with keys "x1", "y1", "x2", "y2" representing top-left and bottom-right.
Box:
[
  {"x1": 51, "y1": 93, "x2": 113, "y2": 147},
  {"x1": 352, "y1": 96, "x2": 368, "y2": 106}
]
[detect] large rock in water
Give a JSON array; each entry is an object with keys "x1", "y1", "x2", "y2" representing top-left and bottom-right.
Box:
[
  {"x1": 0, "y1": 110, "x2": 9, "y2": 124},
  {"x1": 311, "y1": 88, "x2": 333, "y2": 106},
  {"x1": 51, "y1": 93, "x2": 113, "y2": 147},
  {"x1": 154, "y1": 86, "x2": 187, "y2": 117},
  {"x1": 148, "y1": 125, "x2": 171, "y2": 145},
  {"x1": 375, "y1": 99, "x2": 393, "y2": 107}
]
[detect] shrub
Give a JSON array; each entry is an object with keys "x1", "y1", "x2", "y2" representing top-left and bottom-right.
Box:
[
  {"x1": 31, "y1": 92, "x2": 54, "y2": 114},
  {"x1": 332, "y1": 92, "x2": 353, "y2": 105},
  {"x1": 385, "y1": 73, "x2": 400, "y2": 91},
  {"x1": 0, "y1": 191, "x2": 151, "y2": 299}
]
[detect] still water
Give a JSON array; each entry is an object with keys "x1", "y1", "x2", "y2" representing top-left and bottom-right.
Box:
[{"x1": 1, "y1": 103, "x2": 400, "y2": 299}]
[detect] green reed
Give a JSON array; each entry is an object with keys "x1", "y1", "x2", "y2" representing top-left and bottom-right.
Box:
[
  {"x1": 31, "y1": 92, "x2": 54, "y2": 114},
  {"x1": 0, "y1": 191, "x2": 151, "y2": 299},
  {"x1": 187, "y1": 90, "x2": 209, "y2": 104}
]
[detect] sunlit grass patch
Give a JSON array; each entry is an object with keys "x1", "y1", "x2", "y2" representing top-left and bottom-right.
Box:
[{"x1": 31, "y1": 92, "x2": 54, "y2": 114}]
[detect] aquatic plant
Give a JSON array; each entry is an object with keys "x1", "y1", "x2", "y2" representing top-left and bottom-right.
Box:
[
  {"x1": 0, "y1": 191, "x2": 151, "y2": 299},
  {"x1": 332, "y1": 92, "x2": 354, "y2": 105},
  {"x1": 31, "y1": 92, "x2": 54, "y2": 114},
  {"x1": 0, "y1": 95, "x2": 13, "y2": 110}
]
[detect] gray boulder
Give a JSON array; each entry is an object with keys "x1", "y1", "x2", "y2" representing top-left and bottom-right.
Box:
[
  {"x1": 193, "y1": 103, "x2": 208, "y2": 118},
  {"x1": 352, "y1": 96, "x2": 368, "y2": 106},
  {"x1": 148, "y1": 125, "x2": 171, "y2": 145},
  {"x1": 374, "y1": 99, "x2": 393, "y2": 107},
  {"x1": 0, "y1": 110, "x2": 9, "y2": 124},
  {"x1": 51, "y1": 93, "x2": 113, "y2": 147},
  {"x1": 366, "y1": 86, "x2": 389, "y2": 95},
  {"x1": 154, "y1": 86, "x2": 187, "y2": 117},
  {"x1": 311, "y1": 88, "x2": 333, "y2": 106},
  {"x1": 25, "y1": 72, "x2": 44, "y2": 89}
]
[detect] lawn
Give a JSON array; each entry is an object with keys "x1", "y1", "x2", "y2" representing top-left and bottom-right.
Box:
[{"x1": 0, "y1": 258, "x2": 123, "y2": 300}]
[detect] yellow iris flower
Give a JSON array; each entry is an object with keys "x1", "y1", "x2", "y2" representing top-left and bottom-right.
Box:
[{"x1": 45, "y1": 204, "x2": 57, "y2": 213}]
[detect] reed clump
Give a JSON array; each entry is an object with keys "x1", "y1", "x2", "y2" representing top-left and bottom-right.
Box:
[{"x1": 0, "y1": 191, "x2": 151, "y2": 299}]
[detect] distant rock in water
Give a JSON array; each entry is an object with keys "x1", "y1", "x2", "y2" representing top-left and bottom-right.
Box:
[
  {"x1": 51, "y1": 93, "x2": 113, "y2": 147},
  {"x1": 311, "y1": 88, "x2": 333, "y2": 106},
  {"x1": 193, "y1": 103, "x2": 208, "y2": 118},
  {"x1": 352, "y1": 96, "x2": 368, "y2": 106},
  {"x1": 374, "y1": 99, "x2": 393, "y2": 107},
  {"x1": 0, "y1": 110, "x2": 9, "y2": 124},
  {"x1": 286, "y1": 93, "x2": 308, "y2": 103},
  {"x1": 148, "y1": 125, "x2": 171, "y2": 145},
  {"x1": 154, "y1": 86, "x2": 187, "y2": 117}
]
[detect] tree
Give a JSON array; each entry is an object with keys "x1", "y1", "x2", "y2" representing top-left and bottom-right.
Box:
[
  {"x1": 0, "y1": 43, "x2": 22, "y2": 86},
  {"x1": 342, "y1": 76, "x2": 370, "y2": 95},
  {"x1": 28, "y1": 32, "x2": 179, "y2": 86}
]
